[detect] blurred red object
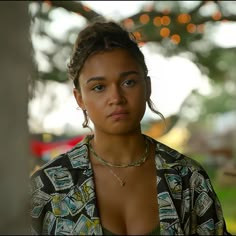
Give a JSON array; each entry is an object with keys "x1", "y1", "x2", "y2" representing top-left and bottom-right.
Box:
[{"x1": 30, "y1": 136, "x2": 84, "y2": 158}]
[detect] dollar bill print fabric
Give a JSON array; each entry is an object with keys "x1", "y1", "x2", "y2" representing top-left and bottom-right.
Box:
[{"x1": 30, "y1": 135, "x2": 230, "y2": 235}]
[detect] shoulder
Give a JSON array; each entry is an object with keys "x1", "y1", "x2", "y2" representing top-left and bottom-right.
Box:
[
  {"x1": 31, "y1": 137, "x2": 89, "y2": 175},
  {"x1": 30, "y1": 135, "x2": 92, "y2": 192},
  {"x1": 148, "y1": 135, "x2": 216, "y2": 192},
  {"x1": 147, "y1": 135, "x2": 205, "y2": 173}
]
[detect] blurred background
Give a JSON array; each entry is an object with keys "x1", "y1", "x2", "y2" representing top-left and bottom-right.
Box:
[{"x1": 1, "y1": 0, "x2": 236, "y2": 234}]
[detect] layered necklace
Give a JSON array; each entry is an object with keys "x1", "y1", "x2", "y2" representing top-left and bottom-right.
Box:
[{"x1": 89, "y1": 137, "x2": 150, "y2": 186}]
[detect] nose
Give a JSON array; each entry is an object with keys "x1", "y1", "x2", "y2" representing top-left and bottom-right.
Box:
[{"x1": 108, "y1": 85, "x2": 126, "y2": 105}]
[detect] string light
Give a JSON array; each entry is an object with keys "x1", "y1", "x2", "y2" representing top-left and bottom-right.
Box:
[
  {"x1": 153, "y1": 16, "x2": 162, "y2": 27},
  {"x1": 161, "y1": 16, "x2": 171, "y2": 26},
  {"x1": 171, "y1": 34, "x2": 181, "y2": 44},
  {"x1": 123, "y1": 18, "x2": 134, "y2": 29},
  {"x1": 139, "y1": 14, "x2": 150, "y2": 24},
  {"x1": 187, "y1": 23, "x2": 196, "y2": 33},
  {"x1": 177, "y1": 13, "x2": 191, "y2": 24},
  {"x1": 212, "y1": 11, "x2": 222, "y2": 20},
  {"x1": 133, "y1": 31, "x2": 142, "y2": 41},
  {"x1": 43, "y1": 2, "x2": 227, "y2": 44},
  {"x1": 160, "y1": 27, "x2": 170, "y2": 38}
]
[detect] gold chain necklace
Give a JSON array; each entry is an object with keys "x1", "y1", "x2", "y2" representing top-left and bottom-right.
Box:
[
  {"x1": 108, "y1": 168, "x2": 126, "y2": 187},
  {"x1": 89, "y1": 136, "x2": 150, "y2": 168}
]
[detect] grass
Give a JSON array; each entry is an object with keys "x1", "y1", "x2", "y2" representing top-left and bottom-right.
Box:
[
  {"x1": 214, "y1": 185, "x2": 236, "y2": 235},
  {"x1": 191, "y1": 155, "x2": 236, "y2": 235}
]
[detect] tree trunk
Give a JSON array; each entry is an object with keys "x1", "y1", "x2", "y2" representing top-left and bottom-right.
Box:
[{"x1": 0, "y1": 1, "x2": 31, "y2": 234}]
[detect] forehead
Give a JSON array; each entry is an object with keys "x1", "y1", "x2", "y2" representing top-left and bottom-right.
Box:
[{"x1": 80, "y1": 48, "x2": 143, "y2": 76}]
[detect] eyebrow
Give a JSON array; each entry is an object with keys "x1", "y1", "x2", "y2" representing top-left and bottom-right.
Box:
[{"x1": 86, "y1": 70, "x2": 140, "y2": 84}]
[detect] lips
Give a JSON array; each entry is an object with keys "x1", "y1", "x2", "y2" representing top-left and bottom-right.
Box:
[{"x1": 108, "y1": 110, "x2": 129, "y2": 118}]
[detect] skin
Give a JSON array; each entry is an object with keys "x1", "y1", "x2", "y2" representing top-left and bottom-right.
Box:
[{"x1": 73, "y1": 48, "x2": 159, "y2": 234}]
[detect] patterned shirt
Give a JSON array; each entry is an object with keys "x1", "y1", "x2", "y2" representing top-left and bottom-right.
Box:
[{"x1": 30, "y1": 135, "x2": 230, "y2": 235}]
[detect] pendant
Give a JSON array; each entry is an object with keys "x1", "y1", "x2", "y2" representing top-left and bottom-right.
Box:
[{"x1": 109, "y1": 168, "x2": 126, "y2": 187}]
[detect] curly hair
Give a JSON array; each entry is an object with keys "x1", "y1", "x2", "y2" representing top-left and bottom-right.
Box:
[{"x1": 67, "y1": 20, "x2": 165, "y2": 128}]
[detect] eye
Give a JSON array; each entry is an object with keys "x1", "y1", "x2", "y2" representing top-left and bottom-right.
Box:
[
  {"x1": 92, "y1": 84, "x2": 105, "y2": 92},
  {"x1": 123, "y1": 79, "x2": 136, "y2": 87}
]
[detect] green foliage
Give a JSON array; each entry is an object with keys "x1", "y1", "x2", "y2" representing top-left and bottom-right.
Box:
[
  {"x1": 29, "y1": 1, "x2": 236, "y2": 122},
  {"x1": 30, "y1": 1, "x2": 236, "y2": 83}
]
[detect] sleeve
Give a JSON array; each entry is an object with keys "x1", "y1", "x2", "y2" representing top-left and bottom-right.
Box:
[
  {"x1": 30, "y1": 169, "x2": 53, "y2": 235},
  {"x1": 190, "y1": 169, "x2": 232, "y2": 235}
]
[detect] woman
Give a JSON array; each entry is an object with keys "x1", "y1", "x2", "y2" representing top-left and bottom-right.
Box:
[{"x1": 30, "y1": 20, "x2": 230, "y2": 235}]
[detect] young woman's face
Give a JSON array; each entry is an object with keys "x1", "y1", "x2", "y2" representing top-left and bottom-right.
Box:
[{"x1": 74, "y1": 48, "x2": 150, "y2": 135}]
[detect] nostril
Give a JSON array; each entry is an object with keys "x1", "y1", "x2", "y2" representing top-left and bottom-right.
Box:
[{"x1": 108, "y1": 95, "x2": 126, "y2": 105}]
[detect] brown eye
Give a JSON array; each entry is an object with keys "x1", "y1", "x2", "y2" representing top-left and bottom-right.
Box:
[
  {"x1": 92, "y1": 84, "x2": 105, "y2": 92},
  {"x1": 123, "y1": 79, "x2": 136, "y2": 87}
]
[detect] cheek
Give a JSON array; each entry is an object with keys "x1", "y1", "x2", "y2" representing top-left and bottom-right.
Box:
[
  {"x1": 83, "y1": 96, "x2": 103, "y2": 114},
  {"x1": 136, "y1": 90, "x2": 148, "y2": 112},
  {"x1": 134, "y1": 87, "x2": 147, "y2": 102},
  {"x1": 85, "y1": 100, "x2": 104, "y2": 125}
]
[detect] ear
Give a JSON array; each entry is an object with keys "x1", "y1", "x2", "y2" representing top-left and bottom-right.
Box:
[
  {"x1": 146, "y1": 76, "x2": 152, "y2": 100},
  {"x1": 73, "y1": 88, "x2": 86, "y2": 110}
]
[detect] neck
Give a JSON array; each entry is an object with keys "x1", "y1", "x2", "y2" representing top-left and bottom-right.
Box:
[{"x1": 89, "y1": 132, "x2": 147, "y2": 165}]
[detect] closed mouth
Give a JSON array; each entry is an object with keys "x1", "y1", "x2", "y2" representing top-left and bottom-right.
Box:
[{"x1": 108, "y1": 111, "x2": 129, "y2": 118}]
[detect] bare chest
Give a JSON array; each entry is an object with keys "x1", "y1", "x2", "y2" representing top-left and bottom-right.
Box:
[{"x1": 92, "y1": 159, "x2": 159, "y2": 235}]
